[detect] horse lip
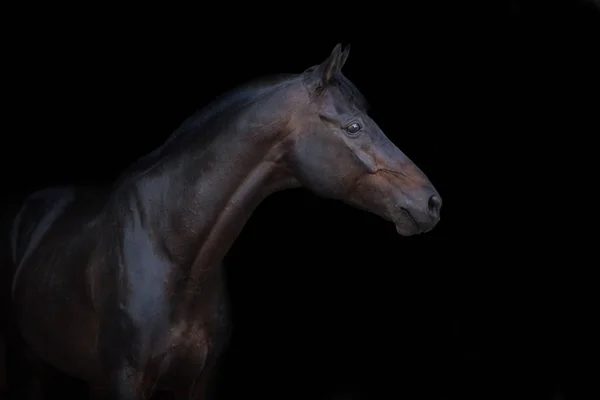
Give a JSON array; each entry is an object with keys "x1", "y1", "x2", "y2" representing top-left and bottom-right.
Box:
[{"x1": 402, "y1": 208, "x2": 420, "y2": 230}]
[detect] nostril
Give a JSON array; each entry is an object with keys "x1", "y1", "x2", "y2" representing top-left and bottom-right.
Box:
[{"x1": 428, "y1": 195, "x2": 442, "y2": 217}]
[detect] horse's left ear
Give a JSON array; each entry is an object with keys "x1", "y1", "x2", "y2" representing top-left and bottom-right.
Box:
[
  {"x1": 319, "y1": 43, "x2": 343, "y2": 85},
  {"x1": 309, "y1": 43, "x2": 350, "y2": 89},
  {"x1": 305, "y1": 43, "x2": 351, "y2": 93}
]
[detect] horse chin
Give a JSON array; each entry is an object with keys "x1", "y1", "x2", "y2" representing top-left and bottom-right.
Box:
[
  {"x1": 393, "y1": 210, "x2": 422, "y2": 236},
  {"x1": 394, "y1": 221, "x2": 422, "y2": 236}
]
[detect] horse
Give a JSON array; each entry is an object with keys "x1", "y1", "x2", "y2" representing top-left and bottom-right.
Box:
[{"x1": 3, "y1": 43, "x2": 442, "y2": 399}]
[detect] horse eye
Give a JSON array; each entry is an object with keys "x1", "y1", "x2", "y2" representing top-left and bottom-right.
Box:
[{"x1": 345, "y1": 122, "x2": 361, "y2": 134}]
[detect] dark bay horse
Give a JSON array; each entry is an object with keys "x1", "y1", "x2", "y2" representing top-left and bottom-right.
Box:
[{"x1": 4, "y1": 44, "x2": 441, "y2": 399}]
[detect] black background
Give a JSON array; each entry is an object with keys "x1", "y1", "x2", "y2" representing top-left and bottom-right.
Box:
[{"x1": 1, "y1": 1, "x2": 599, "y2": 399}]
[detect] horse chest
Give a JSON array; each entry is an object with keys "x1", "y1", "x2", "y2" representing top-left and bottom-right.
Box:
[
  {"x1": 166, "y1": 320, "x2": 210, "y2": 361},
  {"x1": 154, "y1": 318, "x2": 226, "y2": 385},
  {"x1": 162, "y1": 298, "x2": 231, "y2": 367},
  {"x1": 123, "y1": 285, "x2": 229, "y2": 378}
]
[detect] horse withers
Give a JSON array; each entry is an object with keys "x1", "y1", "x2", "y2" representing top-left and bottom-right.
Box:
[{"x1": 5, "y1": 44, "x2": 441, "y2": 399}]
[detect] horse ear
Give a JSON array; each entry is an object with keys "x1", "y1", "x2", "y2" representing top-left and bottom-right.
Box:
[
  {"x1": 339, "y1": 44, "x2": 350, "y2": 69},
  {"x1": 314, "y1": 43, "x2": 344, "y2": 87},
  {"x1": 304, "y1": 43, "x2": 349, "y2": 92}
]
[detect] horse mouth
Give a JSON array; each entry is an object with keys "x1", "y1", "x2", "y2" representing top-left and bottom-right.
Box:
[{"x1": 394, "y1": 208, "x2": 421, "y2": 236}]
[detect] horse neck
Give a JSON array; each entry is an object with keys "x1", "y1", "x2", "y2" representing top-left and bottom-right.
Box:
[{"x1": 132, "y1": 87, "x2": 300, "y2": 284}]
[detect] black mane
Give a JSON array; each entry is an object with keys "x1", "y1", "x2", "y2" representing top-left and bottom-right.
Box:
[{"x1": 113, "y1": 73, "x2": 297, "y2": 188}]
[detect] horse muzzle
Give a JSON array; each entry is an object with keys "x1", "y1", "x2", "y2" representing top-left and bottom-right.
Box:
[{"x1": 393, "y1": 193, "x2": 442, "y2": 236}]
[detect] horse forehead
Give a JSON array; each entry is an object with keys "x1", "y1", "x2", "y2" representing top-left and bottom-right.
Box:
[{"x1": 324, "y1": 88, "x2": 358, "y2": 116}]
